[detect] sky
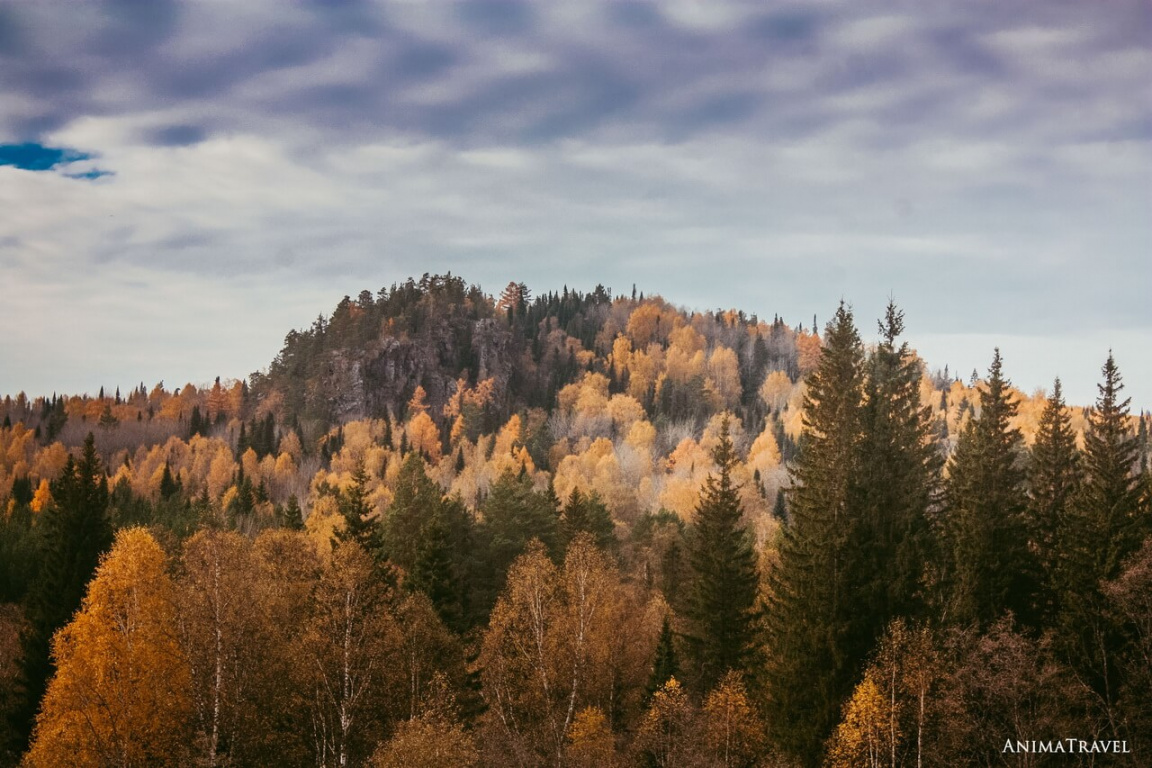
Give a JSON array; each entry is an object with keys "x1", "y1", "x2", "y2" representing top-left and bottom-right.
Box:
[{"x1": 1, "y1": 0, "x2": 1149, "y2": 408}]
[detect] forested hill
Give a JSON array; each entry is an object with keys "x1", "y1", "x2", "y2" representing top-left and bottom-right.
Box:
[
  {"x1": 249, "y1": 273, "x2": 813, "y2": 446},
  {"x1": 1, "y1": 275, "x2": 1150, "y2": 768}
]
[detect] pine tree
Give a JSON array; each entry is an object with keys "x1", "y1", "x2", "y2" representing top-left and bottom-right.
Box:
[
  {"x1": 336, "y1": 459, "x2": 376, "y2": 552},
  {"x1": 381, "y1": 455, "x2": 474, "y2": 628},
  {"x1": 1052, "y1": 354, "x2": 1146, "y2": 728},
  {"x1": 686, "y1": 414, "x2": 760, "y2": 693},
  {"x1": 380, "y1": 453, "x2": 445, "y2": 572},
  {"x1": 279, "y1": 494, "x2": 304, "y2": 530},
  {"x1": 850, "y1": 302, "x2": 941, "y2": 634},
  {"x1": 771, "y1": 489, "x2": 787, "y2": 520},
  {"x1": 560, "y1": 488, "x2": 615, "y2": 553},
  {"x1": 477, "y1": 468, "x2": 559, "y2": 614},
  {"x1": 159, "y1": 461, "x2": 180, "y2": 501},
  {"x1": 764, "y1": 303, "x2": 865, "y2": 767},
  {"x1": 1027, "y1": 378, "x2": 1079, "y2": 620},
  {"x1": 647, "y1": 615, "x2": 679, "y2": 700},
  {"x1": 1065, "y1": 353, "x2": 1146, "y2": 584},
  {"x1": 409, "y1": 514, "x2": 465, "y2": 633},
  {"x1": 943, "y1": 349, "x2": 1038, "y2": 629},
  {"x1": 9, "y1": 433, "x2": 113, "y2": 752}
]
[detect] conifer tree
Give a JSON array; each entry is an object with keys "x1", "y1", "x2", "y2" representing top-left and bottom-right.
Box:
[
  {"x1": 159, "y1": 461, "x2": 180, "y2": 501},
  {"x1": 686, "y1": 414, "x2": 760, "y2": 693},
  {"x1": 771, "y1": 489, "x2": 787, "y2": 520},
  {"x1": 477, "y1": 469, "x2": 559, "y2": 612},
  {"x1": 10, "y1": 433, "x2": 113, "y2": 752},
  {"x1": 647, "y1": 615, "x2": 679, "y2": 700},
  {"x1": 409, "y1": 515, "x2": 464, "y2": 632},
  {"x1": 1027, "y1": 378, "x2": 1079, "y2": 619},
  {"x1": 337, "y1": 459, "x2": 377, "y2": 553},
  {"x1": 764, "y1": 303, "x2": 865, "y2": 767},
  {"x1": 1052, "y1": 354, "x2": 1146, "y2": 727},
  {"x1": 850, "y1": 302, "x2": 941, "y2": 630},
  {"x1": 380, "y1": 453, "x2": 446, "y2": 572},
  {"x1": 1065, "y1": 353, "x2": 1146, "y2": 584},
  {"x1": 279, "y1": 494, "x2": 304, "y2": 531},
  {"x1": 560, "y1": 488, "x2": 615, "y2": 553},
  {"x1": 943, "y1": 349, "x2": 1038, "y2": 629}
]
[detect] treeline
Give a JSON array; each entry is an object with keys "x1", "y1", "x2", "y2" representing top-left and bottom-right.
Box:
[{"x1": 0, "y1": 283, "x2": 1150, "y2": 766}]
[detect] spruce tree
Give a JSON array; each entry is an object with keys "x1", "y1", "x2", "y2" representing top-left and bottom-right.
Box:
[
  {"x1": 477, "y1": 468, "x2": 559, "y2": 612},
  {"x1": 279, "y1": 494, "x2": 304, "y2": 530},
  {"x1": 1027, "y1": 378, "x2": 1079, "y2": 620},
  {"x1": 380, "y1": 453, "x2": 445, "y2": 572},
  {"x1": 1052, "y1": 354, "x2": 1146, "y2": 730},
  {"x1": 159, "y1": 461, "x2": 180, "y2": 501},
  {"x1": 646, "y1": 614, "x2": 679, "y2": 700},
  {"x1": 850, "y1": 302, "x2": 941, "y2": 630},
  {"x1": 381, "y1": 455, "x2": 475, "y2": 627},
  {"x1": 771, "y1": 488, "x2": 787, "y2": 520},
  {"x1": 336, "y1": 459, "x2": 377, "y2": 552},
  {"x1": 9, "y1": 433, "x2": 113, "y2": 752},
  {"x1": 1066, "y1": 353, "x2": 1146, "y2": 583},
  {"x1": 943, "y1": 349, "x2": 1038, "y2": 629},
  {"x1": 560, "y1": 488, "x2": 615, "y2": 553},
  {"x1": 764, "y1": 302, "x2": 865, "y2": 767},
  {"x1": 686, "y1": 414, "x2": 760, "y2": 693},
  {"x1": 409, "y1": 514, "x2": 465, "y2": 633}
]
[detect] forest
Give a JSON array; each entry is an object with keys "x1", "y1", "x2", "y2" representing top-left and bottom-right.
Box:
[{"x1": 0, "y1": 274, "x2": 1149, "y2": 767}]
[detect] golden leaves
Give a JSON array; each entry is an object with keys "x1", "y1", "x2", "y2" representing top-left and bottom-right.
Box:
[{"x1": 27, "y1": 528, "x2": 192, "y2": 768}]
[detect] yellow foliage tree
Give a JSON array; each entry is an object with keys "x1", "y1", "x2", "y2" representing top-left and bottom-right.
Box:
[
  {"x1": 636, "y1": 677, "x2": 697, "y2": 768},
  {"x1": 27, "y1": 528, "x2": 192, "y2": 768},
  {"x1": 707, "y1": 346, "x2": 742, "y2": 410},
  {"x1": 825, "y1": 674, "x2": 891, "y2": 768},
  {"x1": 567, "y1": 706, "x2": 616, "y2": 768},
  {"x1": 30, "y1": 479, "x2": 52, "y2": 513},
  {"x1": 759, "y1": 370, "x2": 793, "y2": 413},
  {"x1": 480, "y1": 536, "x2": 628, "y2": 766},
  {"x1": 304, "y1": 494, "x2": 345, "y2": 556},
  {"x1": 369, "y1": 713, "x2": 479, "y2": 768},
  {"x1": 298, "y1": 542, "x2": 402, "y2": 767},
  {"x1": 407, "y1": 411, "x2": 442, "y2": 463},
  {"x1": 702, "y1": 671, "x2": 766, "y2": 768}
]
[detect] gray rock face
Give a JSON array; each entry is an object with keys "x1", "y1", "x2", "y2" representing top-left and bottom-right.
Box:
[{"x1": 313, "y1": 317, "x2": 516, "y2": 425}]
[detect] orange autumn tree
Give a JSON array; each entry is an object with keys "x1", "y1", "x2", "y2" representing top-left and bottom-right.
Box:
[{"x1": 27, "y1": 527, "x2": 192, "y2": 768}]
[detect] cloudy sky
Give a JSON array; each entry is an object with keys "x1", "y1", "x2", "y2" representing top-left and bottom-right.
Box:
[{"x1": 1, "y1": 0, "x2": 1149, "y2": 407}]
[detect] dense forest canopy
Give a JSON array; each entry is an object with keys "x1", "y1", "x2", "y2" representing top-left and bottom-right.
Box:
[{"x1": 1, "y1": 275, "x2": 1149, "y2": 767}]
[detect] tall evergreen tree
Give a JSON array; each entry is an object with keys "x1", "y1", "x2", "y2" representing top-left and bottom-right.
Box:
[
  {"x1": 1064, "y1": 353, "x2": 1146, "y2": 584},
  {"x1": 380, "y1": 453, "x2": 446, "y2": 572},
  {"x1": 1052, "y1": 354, "x2": 1146, "y2": 733},
  {"x1": 409, "y1": 514, "x2": 465, "y2": 633},
  {"x1": 560, "y1": 488, "x2": 615, "y2": 554},
  {"x1": 764, "y1": 303, "x2": 866, "y2": 767},
  {"x1": 278, "y1": 493, "x2": 304, "y2": 531},
  {"x1": 159, "y1": 461, "x2": 180, "y2": 501},
  {"x1": 850, "y1": 302, "x2": 941, "y2": 630},
  {"x1": 943, "y1": 349, "x2": 1038, "y2": 629},
  {"x1": 686, "y1": 415, "x2": 760, "y2": 693},
  {"x1": 646, "y1": 615, "x2": 679, "y2": 700},
  {"x1": 476, "y1": 468, "x2": 559, "y2": 613},
  {"x1": 9, "y1": 433, "x2": 113, "y2": 752},
  {"x1": 381, "y1": 454, "x2": 476, "y2": 628},
  {"x1": 1027, "y1": 378, "x2": 1080, "y2": 620},
  {"x1": 336, "y1": 459, "x2": 377, "y2": 553}
]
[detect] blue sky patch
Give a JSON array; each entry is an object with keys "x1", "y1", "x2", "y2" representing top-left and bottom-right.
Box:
[
  {"x1": 0, "y1": 142, "x2": 91, "y2": 171},
  {"x1": 0, "y1": 142, "x2": 110, "y2": 180}
]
